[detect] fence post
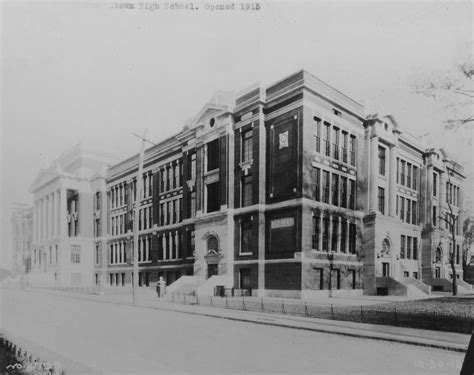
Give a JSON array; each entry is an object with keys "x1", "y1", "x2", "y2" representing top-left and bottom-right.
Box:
[
  {"x1": 305, "y1": 301, "x2": 309, "y2": 317},
  {"x1": 281, "y1": 300, "x2": 285, "y2": 315},
  {"x1": 331, "y1": 304, "x2": 334, "y2": 320},
  {"x1": 261, "y1": 298, "x2": 265, "y2": 312}
]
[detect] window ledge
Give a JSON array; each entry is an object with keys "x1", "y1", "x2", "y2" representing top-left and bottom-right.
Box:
[{"x1": 239, "y1": 252, "x2": 253, "y2": 256}]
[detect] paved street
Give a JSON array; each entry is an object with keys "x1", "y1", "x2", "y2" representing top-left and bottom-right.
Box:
[{"x1": 1, "y1": 288, "x2": 465, "y2": 374}]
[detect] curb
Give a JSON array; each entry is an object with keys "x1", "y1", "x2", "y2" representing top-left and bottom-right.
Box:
[{"x1": 20, "y1": 288, "x2": 469, "y2": 354}]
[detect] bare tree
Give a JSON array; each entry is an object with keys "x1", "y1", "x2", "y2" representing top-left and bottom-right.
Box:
[
  {"x1": 412, "y1": 51, "x2": 473, "y2": 130},
  {"x1": 439, "y1": 161, "x2": 463, "y2": 296}
]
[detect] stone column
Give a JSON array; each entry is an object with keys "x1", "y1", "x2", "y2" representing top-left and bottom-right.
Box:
[
  {"x1": 60, "y1": 188, "x2": 68, "y2": 237},
  {"x1": 388, "y1": 146, "x2": 397, "y2": 216},
  {"x1": 369, "y1": 134, "x2": 379, "y2": 212}
]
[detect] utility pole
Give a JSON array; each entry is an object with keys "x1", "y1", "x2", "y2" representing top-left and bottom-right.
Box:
[{"x1": 131, "y1": 130, "x2": 157, "y2": 305}]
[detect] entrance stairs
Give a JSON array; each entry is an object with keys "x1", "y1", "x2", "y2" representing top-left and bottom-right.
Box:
[{"x1": 376, "y1": 277, "x2": 430, "y2": 298}]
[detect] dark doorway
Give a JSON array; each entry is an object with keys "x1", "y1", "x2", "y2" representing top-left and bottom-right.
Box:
[{"x1": 208, "y1": 264, "x2": 218, "y2": 278}]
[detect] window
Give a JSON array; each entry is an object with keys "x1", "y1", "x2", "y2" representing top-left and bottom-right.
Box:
[
  {"x1": 349, "y1": 223, "x2": 356, "y2": 254},
  {"x1": 399, "y1": 197, "x2": 405, "y2": 222},
  {"x1": 331, "y1": 218, "x2": 338, "y2": 251},
  {"x1": 206, "y1": 139, "x2": 219, "y2": 171},
  {"x1": 160, "y1": 203, "x2": 165, "y2": 225},
  {"x1": 167, "y1": 166, "x2": 172, "y2": 191},
  {"x1": 412, "y1": 166, "x2": 418, "y2": 190},
  {"x1": 174, "y1": 164, "x2": 179, "y2": 189},
  {"x1": 315, "y1": 168, "x2": 321, "y2": 201},
  {"x1": 404, "y1": 271, "x2": 409, "y2": 278},
  {"x1": 312, "y1": 215, "x2": 320, "y2": 250},
  {"x1": 206, "y1": 182, "x2": 220, "y2": 213},
  {"x1": 400, "y1": 161, "x2": 405, "y2": 186},
  {"x1": 340, "y1": 220, "x2": 347, "y2": 253},
  {"x1": 322, "y1": 171, "x2": 330, "y2": 203},
  {"x1": 378, "y1": 147, "x2": 386, "y2": 176},
  {"x1": 411, "y1": 200, "x2": 417, "y2": 225},
  {"x1": 322, "y1": 217, "x2": 329, "y2": 251},
  {"x1": 348, "y1": 180, "x2": 355, "y2": 210},
  {"x1": 432, "y1": 206, "x2": 437, "y2": 226},
  {"x1": 407, "y1": 237, "x2": 412, "y2": 259},
  {"x1": 332, "y1": 174, "x2": 339, "y2": 206},
  {"x1": 172, "y1": 200, "x2": 177, "y2": 224},
  {"x1": 71, "y1": 245, "x2": 81, "y2": 264},
  {"x1": 407, "y1": 163, "x2": 411, "y2": 187},
  {"x1": 323, "y1": 122, "x2": 331, "y2": 157},
  {"x1": 406, "y1": 199, "x2": 411, "y2": 224},
  {"x1": 378, "y1": 187, "x2": 385, "y2": 214},
  {"x1": 456, "y1": 245, "x2": 460, "y2": 264},
  {"x1": 413, "y1": 238, "x2": 418, "y2": 260},
  {"x1": 400, "y1": 235, "x2": 405, "y2": 259},
  {"x1": 240, "y1": 221, "x2": 253, "y2": 254},
  {"x1": 190, "y1": 230, "x2": 195, "y2": 255},
  {"x1": 396, "y1": 158, "x2": 399, "y2": 184},
  {"x1": 433, "y1": 173, "x2": 437, "y2": 197},
  {"x1": 340, "y1": 177, "x2": 347, "y2": 208},
  {"x1": 413, "y1": 272, "x2": 418, "y2": 279},
  {"x1": 333, "y1": 127, "x2": 340, "y2": 160},
  {"x1": 349, "y1": 135, "x2": 356, "y2": 166},
  {"x1": 342, "y1": 132, "x2": 348, "y2": 163},
  {"x1": 314, "y1": 117, "x2": 321, "y2": 153},
  {"x1": 242, "y1": 174, "x2": 253, "y2": 207},
  {"x1": 242, "y1": 129, "x2": 253, "y2": 162}
]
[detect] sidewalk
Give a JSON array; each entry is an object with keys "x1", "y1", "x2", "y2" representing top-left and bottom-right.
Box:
[{"x1": 23, "y1": 287, "x2": 471, "y2": 353}]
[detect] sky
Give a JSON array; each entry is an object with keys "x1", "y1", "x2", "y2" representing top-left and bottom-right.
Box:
[{"x1": 1, "y1": 0, "x2": 473, "y2": 267}]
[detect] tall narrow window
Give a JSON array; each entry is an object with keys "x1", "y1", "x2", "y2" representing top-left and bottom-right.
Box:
[
  {"x1": 241, "y1": 174, "x2": 253, "y2": 207},
  {"x1": 340, "y1": 220, "x2": 347, "y2": 253},
  {"x1": 348, "y1": 180, "x2": 355, "y2": 210},
  {"x1": 412, "y1": 166, "x2": 418, "y2": 190},
  {"x1": 400, "y1": 161, "x2": 406, "y2": 186},
  {"x1": 407, "y1": 237, "x2": 412, "y2": 259},
  {"x1": 206, "y1": 139, "x2": 220, "y2": 171},
  {"x1": 312, "y1": 214, "x2": 320, "y2": 250},
  {"x1": 333, "y1": 127, "x2": 340, "y2": 160},
  {"x1": 315, "y1": 168, "x2": 321, "y2": 201},
  {"x1": 400, "y1": 197, "x2": 405, "y2": 221},
  {"x1": 190, "y1": 153, "x2": 196, "y2": 180},
  {"x1": 406, "y1": 199, "x2": 411, "y2": 224},
  {"x1": 322, "y1": 217, "x2": 329, "y2": 252},
  {"x1": 432, "y1": 206, "x2": 437, "y2": 226},
  {"x1": 242, "y1": 129, "x2": 253, "y2": 162},
  {"x1": 349, "y1": 135, "x2": 356, "y2": 166},
  {"x1": 378, "y1": 187, "x2": 385, "y2": 214},
  {"x1": 341, "y1": 177, "x2": 347, "y2": 208},
  {"x1": 411, "y1": 200, "x2": 417, "y2": 225},
  {"x1": 190, "y1": 191, "x2": 196, "y2": 218},
  {"x1": 322, "y1": 171, "x2": 330, "y2": 204},
  {"x1": 240, "y1": 221, "x2": 253, "y2": 254},
  {"x1": 413, "y1": 238, "x2": 418, "y2": 260},
  {"x1": 407, "y1": 163, "x2": 412, "y2": 188},
  {"x1": 400, "y1": 235, "x2": 405, "y2": 259},
  {"x1": 323, "y1": 122, "x2": 331, "y2": 157},
  {"x1": 206, "y1": 182, "x2": 220, "y2": 213},
  {"x1": 331, "y1": 218, "x2": 338, "y2": 251},
  {"x1": 433, "y1": 173, "x2": 437, "y2": 197},
  {"x1": 314, "y1": 117, "x2": 321, "y2": 153},
  {"x1": 349, "y1": 223, "x2": 356, "y2": 254},
  {"x1": 332, "y1": 174, "x2": 339, "y2": 206},
  {"x1": 396, "y1": 158, "x2": 399, "y2": 184},
  {"x1": 342, "y1": 131, "x2": 348, "y2": 163},
  {"x1": 378, "y1": 146, "x2": 386, "y2": 176}
]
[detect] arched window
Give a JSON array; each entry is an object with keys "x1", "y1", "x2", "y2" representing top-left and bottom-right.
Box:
[
  {"x1": 207, "y1": 236, "x2": 218, "y2": 253},
  {"x1": 435, "y1": 246, "x2": 442, "y2": 263}
]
